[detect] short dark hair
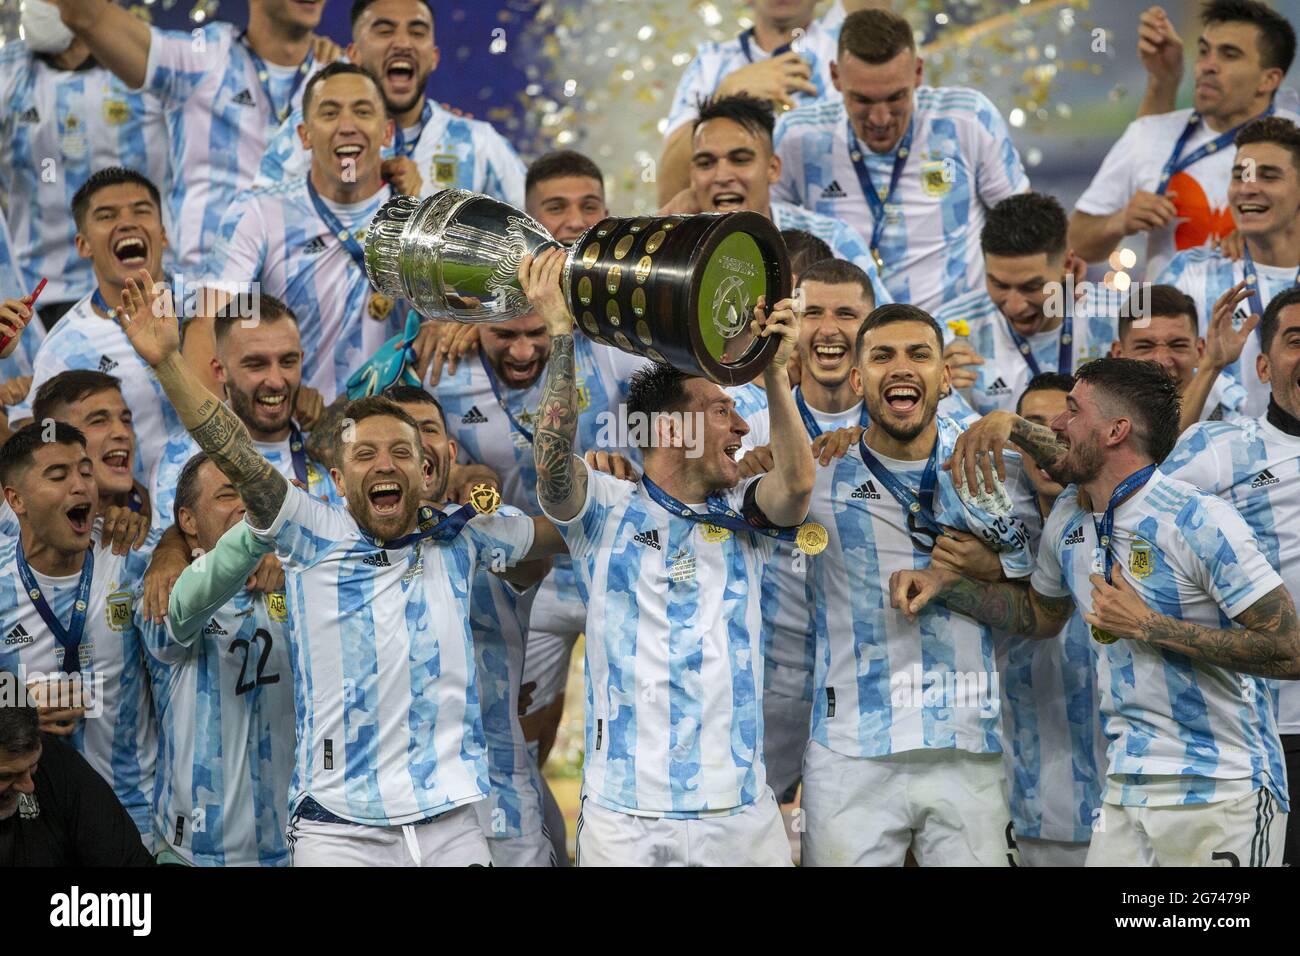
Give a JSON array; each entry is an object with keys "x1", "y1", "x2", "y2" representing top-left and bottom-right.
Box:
[
  {"x1": 526, "y1": 150, "x2": 606, "y2": 197},
  {"x1": 980, "y1": 192, "x2": 1069, "y2": 260},
  {"x1": 839, "y1": 8, "x2": 916, "y2": 64},
  {"x1": 336, "y1": 396, "x2": 422, "y2": 455},
  {"x1": 1118, "y1": 284, "x2": 1199, "y2": 340},
  {"x1": 626, "y1": 363, "x2": 692, "y2": 448},
  {"x1": 382, "y1": 384, "x2": 446, "y2": 428},
  {"x1": 854, "y1": 303, "x2": 944, "y2": 357},
  {"x1": 1073, "y1": 357, "x2": 1182, "y2": 463},
  {"x1": 0, "y1": 676, "x2": 40, "y2": 757},
  {"x1": 694, "y1": 93, "x2": 775, "y2": 145},
  {"x1": 71, "y1": 167, "x2": 162, "y2": 231},
  {"x1": 302, "y1": 61, "x2": 384, "y2": 118},
  {"x1": 174, "y1": 451, "x2": 213, "y2": 521},
  {"x1": 31, "y1": 370, "x2": 123, "y2": 425},
  {"x1": 798, "y1": 258, "x2": 875, "y2": 307},
  {"x1": 213, "y1": 294, "x2": 299, "y2": 349},
  {"x1": 1234, "y1": 115, "x2": 1300, "y2": 175},
  {"x1": 350, "y1": 0, "x2": 435, "y2": 29},
  {"x1": 1260, "y1": 286, "x2": 1300, "y2": 353},
  {"x1": 0, "y1": 421, "x2": 87, "y2": 489},
  {"x1": 1016, "y1": 372, "x2": 1076, "y2": 415},
  {"x1": 1202, "y1": 0, "x2": 1296, "y2": 74},
  {"x1": 781, "y1": 229, "x2": 834, "y2": 278}
]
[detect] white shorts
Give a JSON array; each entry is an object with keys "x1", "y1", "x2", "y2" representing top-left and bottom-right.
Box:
[
  {"x1": 521, "y1": 570, "x2": 585, "y2": 714},
  {"x1": 800, "y1": 741, "x2": 1014, "y2": 867},
  {"x1": 287, "y1": 803, "x2": 491, "y2": 867},
  {"x1": 1087, "y1": 789, "x2": 1286, "y2": 867},
  {"x1": 575, "y1": 788, "x2": 793, "y2": 867},
  {"x1": 762, "y1": 661, "x2": 813, "y2": 803},
  {"x1": 1017, "y1": 836, "x2": 1089, "y2": 867}
]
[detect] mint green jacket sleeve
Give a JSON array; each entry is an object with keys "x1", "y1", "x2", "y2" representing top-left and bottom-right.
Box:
[{"x1": 167, "y1": 522, "x2": 275, "y2": 644}]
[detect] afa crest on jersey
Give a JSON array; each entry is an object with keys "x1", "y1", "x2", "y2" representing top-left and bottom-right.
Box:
[
  {"x1": 266, "y1": 591, "x2": 289, "y2": 623},
  {"x1": 430, "y1": 154, "x2": 459, "y2": 186},
  {"x1": 920, "y1": 159, "x2": 954, "y2": 197},
  {"x1": 102, "y1": 100, "x2": 132, "y2": 126},
  {"x1": 106, "y1": 591, "x2": 133, "y2": 631},
  {"x1": 1129, "y1": 542, "x2": 1154, "y2": 579}
]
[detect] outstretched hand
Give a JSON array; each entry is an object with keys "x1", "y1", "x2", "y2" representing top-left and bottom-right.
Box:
[{"x1": 115, "y1": 269, "x2": 180, "y2": 368}]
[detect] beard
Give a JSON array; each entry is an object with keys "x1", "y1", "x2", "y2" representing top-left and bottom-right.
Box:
[
  {"x1": 1054, "y1": 435, "x2": 1104, "y2": 487},
  {"x1": 229, "y1": 384, "x2": 296, "y2": 438},
  {"x1": 347, "y1": 489, "x2": 421, "y2": 541}
]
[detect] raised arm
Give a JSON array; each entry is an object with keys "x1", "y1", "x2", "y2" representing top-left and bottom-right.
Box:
[
  {"x1": 753, "y1": 298, "x2": 814, "y2": 527},
  {"x1": 522, "y1": 249, "x2": 588, "y2": 522},
  {"x1": 890, "y1": 566, "x2": 1076, "y2": 639},
  {"x1": 945, "y1": 409, "x2": 1067, "y2": 495},
  {"x1": 1135, "y1": 5, "x2": 1183, "y2": 118},
  {"x1": 56, "y1": 0, "x2": 152, "y2": 90},
  {"x1": 115, "y1": 270, "x2": 288, "y2": 529},
  {"x1": 1178, "y1": 281, "x2": 1259, "y2": 433}
]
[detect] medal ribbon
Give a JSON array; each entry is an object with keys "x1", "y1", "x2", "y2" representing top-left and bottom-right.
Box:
[
  {"x1": 1240, "y1": 245, "x2": 1300, "y2": 322},
  {"x1": 737, "y1": 28, "x2": 794, "y2": 62},
  {"x1": 238, "y1": 31, "x2": 312, "y2": 125},
  {"x1": 17, "y1": 540, "x2": 94, "y2": 675},
  {"x1": 857, "y1": 433, "x2": 940, "y2": 536},
  {"x1": 1091, "y1": 464, "x2": 1158, "y2": 584},
  {"x1": 845, "y1": 116, "x2": 913, "y2": 269},
  {"x1": 1156, "y1": 103, "x2": 1275, "y2": 196},
  {"x1": 478, "y1": 350, "x2": 536, "y2": 444},
  {"x1": 1003, "y1": 297, "x2": 1074, "y2": 378},
  {"x1": 641, "y1": 475, "x2": 800, "y2": 543},
  {"x1": 288, "y1": 421, "x2": 309, "y2": 486},
  {"x1": 794, "y1": 386, "x2": 869, "y2": 438},
  {"x1": 391, "y1": 101, "x2": 434, "y2": 159},
  {"x1": 306, "y1": 178, "x2": 369, "y2": 272},
  {"x1": 362, "y1": 503, "x2": 475, "y2": 550}
]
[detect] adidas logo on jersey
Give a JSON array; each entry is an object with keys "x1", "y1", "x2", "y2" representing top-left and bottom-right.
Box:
[
  {"x1": 820, "y1": 180, "x2": 847, "y2": 199},
  {"x1": 19, "y1": 107, "x2": 40, "y2": 123},
  {"x1": 461, "y1": 406, "x2": 489, "y2": 425},
  {"x1": 1063, "y1": 525, "x2": 1086, "y2": 546},
  {"x1": 96, "y1": 354, "x2": 119, "y2": 373},
  {"x1": 231, "y1": 89, "x2": 256, "y2": 107},
  {"x1": 3, "y1": 623, "x2": 32, "y2": 647},
  {"x1": 301, "y1": 236, "x2": 328, "y2": 255},
  {"x1": 851, "y1": 481, "x2": 882, "y2": 500},
  {"x1": 1252, "y1": 469, "x2": 1279, "y2": 488},
  {"x1": 363, "y1": 550, "x2": 391, "y2": 567},
  {"x1": 202, "y1": 619, "x2": 227, "y2": 636},
  {"x1": 985, "y1": 377, "x2": 1012, "y2": 396},
  {"x1": 633, "y1": 529, "x2": 662, "y2": 550}
]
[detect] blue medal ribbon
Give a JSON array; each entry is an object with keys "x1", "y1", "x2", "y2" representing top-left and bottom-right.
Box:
[
  {"x1": 641, "y1": 475, "x2": 799, "y2": 543},
  {"x1": 288, "y1": 421, "x2": 309, "y2": 486},
  {"x1": 17, "y1": 540, "x2": 94, "y2": 675},
  {"x1": 391, "y1": 101, "x2": 434, "y2": 159},
  {"x1": 846, "y1": 117, "x2": 913, "y2": 270},
  {"x1": 857, "y1": 432, "x2": 941, "y2": 551},
  {"x1": 305, "y1": 178, "x2": 369, "y2": 272},
  {"x1": 1240, "y1": 245, "x2": 1300, "y2": 322},
  {"x1": 1003, "y1": 299, "x2": 1074, "y2": 378},
  {"x1": 127, "y1": 486, "x2": 145, "y2": 514},
  {"x1": 478, "y1": 350, "x2": 536, "y2": 445},
  {"x1": 1156, "y1": 103, "x2": 1275, "y2": 195},
  {"x1": 794, "y1": 386, "x2": 869, "y2": 438},
  {"x1": 737, "y1": 28, "x2": 793, "y2": 62},
  {"x1": 1091, "y1": 464, "x2": 1157, "y2": 584},
  {"x1": 238, "y1": 31, "x2": 313, "y2": 125},
  {"x1": 362, "y1": 503, "x2": 475, "y2": 550}
]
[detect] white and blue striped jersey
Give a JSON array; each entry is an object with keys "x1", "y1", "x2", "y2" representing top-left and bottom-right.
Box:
[
  {"x1": 934, "y1": 285, "x2": 1118, "y2": 415},
  {"x1": 0, "y1": 40, "x2": 170, "y2": 304},
  {"x1": 258, "y1": 99, "x2": 526, "y2": 207},
  {"x1": 0, "y1": 530, "x2": 160, "y2": 838},
  {"x1": 0, "y1": 204, "x2": 44, "y2": 381},
  {"x1": 1158, "y1": 246, "x2": 1297, "y2": 418},
  {"x1": 807, "y1": 417, "x2": 1032, "y2": 758},
  {"x1": 142, "y1": 22, "x2": 324, "y2": 270},
  {"x1": 771, "y1": 200, "x2": 892, "y2": 305},
  {"x1": 466, "y1": 534, "x2": 546, "y2": 844},
  {"x1": 1161, "y1": 416, "x2": 1300, "y2": 737},
  {"x1": 773, "y1": 88, "x2": 1030, "y2": 311},
  {"x1": 664, "y1": 19, "x2": 840, "y2": 139},
  {"x1": 149, "y1": 425, "x2": 339, "y2": 530},
  {"x1": 250, "y1": 485, "x2": 535, "y2": 826},
  {"x1": 548, "y1": 466, "x2": 778, "y2": 816},
  {"x1": 8, "y1": 291, "x2": 183, "y2": 482},
  {"x1": 200, "y1": 178, "x2": 400, "y2": 401},
  {"x1": 1030, "y1": 469, "x2": 1288, "y2": 808},
  {"x1": 996, "y1": 485, "x2": 1106, "y2": 844},
  {"x1": 727, "y1": 382, "x2": 770, "y2": 451},
  {"x1": 140, "y1": 522, "x2": 293, "y2": 866}
]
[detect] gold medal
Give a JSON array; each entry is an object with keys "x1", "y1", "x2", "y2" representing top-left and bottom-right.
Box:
[
  {"x1": 700, "y1": 523, "x2": 731, "y2": 543},
  {"x1": 1091, "y1": 625, "x2": 1119, "y2": 645},
  {"x1": 796, "y1": 522, "x2": 828, "y2": 556},
  {"x1": 368, "y1": 292, "x2": 394, "y2": 320},
  {"x1": 469, "y1": 482, "x2": 501, "y2": 515}
]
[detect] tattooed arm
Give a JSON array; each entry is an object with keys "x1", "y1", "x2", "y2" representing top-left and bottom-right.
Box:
[
  {"x1": 520, "y1": 249, "x2": 587, "y2": 522},
  {"x1": 946, "y1": 409, "x2": 1067, "y2": 494},
  {"x1": 115, "y1": 270, "x2": 289, "y2": 529},
  {"x1": 889, "y1": 566, "x2": 1076, "y2": 639}
]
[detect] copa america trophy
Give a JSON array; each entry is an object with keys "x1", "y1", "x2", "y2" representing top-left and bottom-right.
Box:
[{"x1": 363, "y1": 190, "x2": 791, "y2": 385}]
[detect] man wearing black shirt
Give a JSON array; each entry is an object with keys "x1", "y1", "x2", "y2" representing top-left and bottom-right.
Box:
[{"x1": 0, "y1": 683, "x2": 153, "y2": 867}]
